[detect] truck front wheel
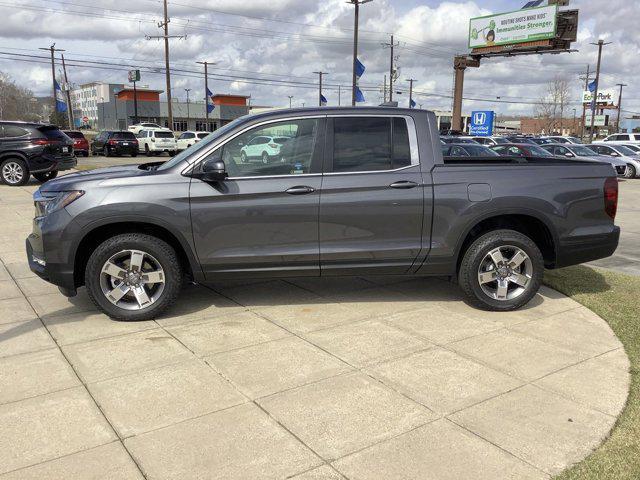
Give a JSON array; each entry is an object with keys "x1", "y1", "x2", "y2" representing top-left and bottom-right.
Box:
[
  {"x1": 85, "y1": 233, "x2": 183, "y2": 321},
  {"x1": 458, "y1": 229, "x2": 543, "y2": 311}
]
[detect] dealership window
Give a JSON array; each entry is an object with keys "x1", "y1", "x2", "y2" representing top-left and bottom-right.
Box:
[{"x1": 173, "y1": 121, "x2": 187, "y2": 132}]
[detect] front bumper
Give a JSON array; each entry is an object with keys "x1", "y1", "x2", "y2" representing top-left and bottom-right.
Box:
[
  {"x1": 555, "y1": 226, "x2": 620, "y2": 268},
  {"x1": 26, "y1": 237, "x2": 77, "y2": 296}
]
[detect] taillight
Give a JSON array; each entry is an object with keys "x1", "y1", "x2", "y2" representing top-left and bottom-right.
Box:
[
  {"x1": 604, "y1": 177, "x2": 618, "y2": 220},
  {"x1": 31, "y1": 139, "x2": 57, "y2": 146},
  {"x1": 268, "y1": 143, "x2": 278, "y2": 148},
  {"x1": 108, "y1": 139, "x2": 118, "y2": 145}
]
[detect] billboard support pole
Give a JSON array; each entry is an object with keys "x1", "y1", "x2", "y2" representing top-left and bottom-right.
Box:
[
  {"x1": 579, "y1": 64, "x2": 590, "y2": 140},
  {"x1": 452, "y1": 56, "x2": 480, "y2": 133}
]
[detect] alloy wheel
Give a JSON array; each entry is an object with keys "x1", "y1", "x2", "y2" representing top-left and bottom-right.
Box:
[
  {"x1": 99, "y1": 249, "x2": 165, "y2": 311},
  {"x1": 477, "y1": 245, "x2": 533, "y2": 301},
  {"x1": 2, "y1": 161, "x2": 25, "y2": 185}
]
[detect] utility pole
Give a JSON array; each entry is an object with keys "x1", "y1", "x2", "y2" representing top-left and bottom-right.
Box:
[
  {"x1": 288, "y1": 95, "x2": 294, "y2": 108},
  {"x1": 61, "y1": 54, "x2": 74, "y2": 128},
  {"x1": 406, "y1": 78, "x2": 417, "y2": 108},
  {"x1": 382, "y1": 35, "x2": 399, "y2": 103},
  {"x1": 185, "y1": 88, "x2": 191, "y2": 126},
  {"x1": 146, "y1": 0, "x2": 185, "y2": 130},
  {"x1": 383, "y1": 75, "x2": 387, "y2": 103},
  {"x1": 313, "y1": 71, "x2": 327, "y2": 106},
  {"x1": 616, "y1": 83, "x2": 627, "y2": 132},
  {"x1": 338, "y1": 85, "x2": 341, "y2": 106},
  {"x1": 348, "y1": 0, "x2": 372, "y2": 106},
  {"x1": 39, "y1": 44, "x2": 65, "y2": 120},
  {"x1": 589, "y1": 40, "x2": 611, "y2": 142},
  {"x1": 578, "y1": 65, "x2": 592, "y2": 140},
  {"x1": 196, "y1": 61, "x2": 215, "y2": 128}
]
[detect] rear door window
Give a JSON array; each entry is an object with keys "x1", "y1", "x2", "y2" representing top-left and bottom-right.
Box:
[
  {"x1": 3, "y1": 126, "x2": 29, "y2": 138},
  {"x1": 333, "y1": 117, "x2": 392, "y2": 172}
]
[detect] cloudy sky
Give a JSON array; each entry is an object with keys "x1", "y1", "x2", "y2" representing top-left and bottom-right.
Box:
[{"x1": 0, "y1": 0, "x2": 638, "y2": 117}]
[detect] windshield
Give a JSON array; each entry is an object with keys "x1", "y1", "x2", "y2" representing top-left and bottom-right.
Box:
[
  {"x1": 493, "y1": 137, "x2": 509, "y2": 144},
  {"x1": 570, "y1": 146, "x2": 597, "y2": 156},
  {"x1": 197, "y1": 133, "x2": 209, "y2": 139},
  {"x1": 464, "y1": 145, "x2": 500, "y2": 156},
  {"x1": 157, "y1": 118, "x2": 247, "y2": 171},
  {"x1": 112, "y1": 132, "x2": 136, "y2": 140},
  {"x1": 155, "y1": 131, "x2": 174, "y2": 139},
  {"x1": 624, "y1": 144, "x2": 640, "y2": 152},
  {"x1": 528, "y1": 145, "x2": 556, "y2": 157},
  {"x1": 64, "y1": 131, "x2": 84, "y2": 139},
  {"x1": 615, "y1": 145, "x2": 638, "y2": 156}
]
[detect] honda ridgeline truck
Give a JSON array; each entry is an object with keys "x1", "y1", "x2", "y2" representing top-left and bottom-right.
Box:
[{"x1": 26, "y1": 108, "x2": 620, "y2": 321}]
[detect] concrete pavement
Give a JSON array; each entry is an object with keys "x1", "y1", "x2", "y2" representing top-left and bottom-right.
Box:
[
  {"x1": 0, "y1": 175, "x2": 631, "y2": 479},
  {"x1": 590, "y1": 179, "x2": 640, "y2": 276}
]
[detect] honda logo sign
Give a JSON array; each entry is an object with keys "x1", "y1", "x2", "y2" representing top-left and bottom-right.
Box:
[{"x1": 469, "y1": 110, "x2": 495, "y2": 136}]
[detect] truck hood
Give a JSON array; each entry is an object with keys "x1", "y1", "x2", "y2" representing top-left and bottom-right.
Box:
[{"x1": 40, "y1": 163, "x2": 160, "y2": 193}]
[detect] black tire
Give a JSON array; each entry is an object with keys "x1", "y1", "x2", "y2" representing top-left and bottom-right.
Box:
[
  {"x1": 83, "y1": 151, "x2": 89, "y2": 157},
  {"x1": 104, "y1": 146, "x2": 111, "y2": 157},
  {"x1": 33, "y1": 171, "x2": 58, "y2": 183},
  {"x1": 261, "y1": 152, "x2": 269, "y2": 164},
  {"x1": 144, "y1": 145, "x2": 150, "y2": 156},
  {"x1": 458, "y1": 229, "x2": 543, "y2": 311},
  {"x1": 625, "y1": 164, "x2": 636, "y2": 179},
  {"x1": 131, "y1": 152, "x2": 138, "y2": 158},
  {"x1": 0, "y1": 158, "x2": 30, "y2": 186},
  {"x1": 85, "y1": 233, "x2": 183, "y2": 321},
  {"x1": 240, "y1": 151, "x2": 248, "y2": 163}
]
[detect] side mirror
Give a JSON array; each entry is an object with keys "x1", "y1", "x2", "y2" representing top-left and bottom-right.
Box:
[
  {"x1": 201, "y1": 159, "x2": 227, "y2": 182},
  {"x1": 565, "y1": 152, "x2": 574, "y2": 157},
  {"x1": 612, "y1": 152, "x2": 620, "y2": 157}
]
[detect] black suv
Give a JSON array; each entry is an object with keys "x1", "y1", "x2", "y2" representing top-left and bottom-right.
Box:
[
  {"x1": 0, "y1": 121, "x2": 76, "y2": 186},
  {"x1": 91, "y1": 131, "x2": 138, "y2": 157}
]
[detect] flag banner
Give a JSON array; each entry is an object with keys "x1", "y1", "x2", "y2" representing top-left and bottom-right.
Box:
[
  {"x1": 207, "y1": 103, "x2": 215, "y2": 113},
  {"x1": 355, "y1": 86, "x2": 365, "y2": 103},
  {"x1": 588, "y1": 80, "x2": 597, "y2": 93},
  {"x1": 55, "y1": 79, "x2": 67, "y2": 113},
  {"x1": 206, "y1": 87, "x2": 213, "y2": 97},
  {"x1": 320, "y1": 94, "x2": 328, "y2": 106},
  {"x1": 410, "y1": 98, "x2": 417, "y2": 109},
  {"x1": 355, "y1": 58, "x2": 366, "y2": 79}
]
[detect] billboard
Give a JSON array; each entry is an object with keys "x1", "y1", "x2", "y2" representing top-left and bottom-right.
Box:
[
  {"x1": 469, "y1": 111, "x2": 495, "y2": 136},
  {"x1": 128, "y1": 69, "x2": 141, "y2": 82},
  {"x1": 585, "y1": 114, "x2": 608, "y2": 127},
  {"x1": 469, "y1": 5, "x2": 558, "y2": 49},
  {"x1": 582, "y1": 89, "x2": 617, "y2": 106}
]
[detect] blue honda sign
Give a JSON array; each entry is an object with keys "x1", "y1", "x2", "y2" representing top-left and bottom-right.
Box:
[{"x1": 469, "y1": 111, "x2": 495, "y2": 136}]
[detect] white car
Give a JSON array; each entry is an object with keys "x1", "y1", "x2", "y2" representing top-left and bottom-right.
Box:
[
  {"x1": 137, "y1": 129, "x2": 178, "y2": 156},
  {"x1": 239, "y1": 135, "x2": 292, "y2": 163},
  {"x1": 176, "y1": 131, "x2": 210, "y2": 151},
  {"x1": 128, "y1": 123, "x2": 166, "y2": 135},
  {"x1": 587, "y1": 144, "x2": 640, "y2": 178},
  {"x1": 471, "y1": 136, "x2": 510, "y2": 146},
  {"x1": 599, "y1": 133, "x2": 640, "y2": 145}
]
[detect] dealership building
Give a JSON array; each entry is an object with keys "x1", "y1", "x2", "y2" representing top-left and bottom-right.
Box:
[{"x1": 70, "y1": 82, "x2": 250, "y2": 131}]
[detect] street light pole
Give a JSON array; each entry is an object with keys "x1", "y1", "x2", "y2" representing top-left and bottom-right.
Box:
[
  {"x1": 288, "y1": 95, "x2": 294, "y2": 109},
  {"x1": 616, "y1": 83, "x2": 627, "y2": 133},
  {"x1": 348, "y1": 0, "x2": 372, "y2": 106},
  {"x1": 313, "y1": 71, "x2": 328, "y2": 106},
  {"x1": 185, "y1": 88, "x2": 191, "y2": 128},
  {"x1": 406, "y1": 78, "x2": 416, "y2": 108},
  {"x1": 589, "y1": 40, "x2": 611, "y2": 142}
]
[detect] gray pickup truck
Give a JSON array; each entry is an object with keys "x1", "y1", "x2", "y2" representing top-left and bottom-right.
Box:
[{"x1": 26, "y1": 108, "x2": 620, "y2": 321}]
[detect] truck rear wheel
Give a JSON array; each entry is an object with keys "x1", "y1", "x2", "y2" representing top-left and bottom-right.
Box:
[
  {"x1": 85, "y1": 233, "x2": 183, "y2": 321},
  {"x1": 458, "y1": 229, "x2": 543, "y2": 311}
]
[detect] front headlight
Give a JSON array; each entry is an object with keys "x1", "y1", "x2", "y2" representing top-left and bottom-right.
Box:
[{"x1": 36, "y1": 190, "x2": 84, "y2": 217}]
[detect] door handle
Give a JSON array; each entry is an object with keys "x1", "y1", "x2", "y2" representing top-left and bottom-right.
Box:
[
  {"x1": 389, "y1": 181, "x2": 419, "y2": 189},
  {"x1": 285, "y1": 186, "x2": 316, "y2": 195}
]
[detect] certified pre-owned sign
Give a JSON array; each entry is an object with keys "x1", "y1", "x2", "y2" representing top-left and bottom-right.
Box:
[
  {"x1": 469, "y1": 5, "x2": 558, "y2": 49},
  {"x1": 469, "y1": 111, "x2": 495, "y2": 136}
]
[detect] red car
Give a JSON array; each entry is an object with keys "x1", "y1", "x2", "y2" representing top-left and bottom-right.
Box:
[{"x1": 63, "y1": 130, "x2": 89, "y2": 157}]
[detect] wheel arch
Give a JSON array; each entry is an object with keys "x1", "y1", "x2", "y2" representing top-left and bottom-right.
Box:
[
  {"x1": 73, "y1": 220, "x2": 202, "y2": 288},
  {"x1": 455, "y1": 213, "x2": 557, "y2": 273}
]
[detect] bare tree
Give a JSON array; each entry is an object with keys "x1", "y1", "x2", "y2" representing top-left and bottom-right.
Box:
[
  {"x1": 0, "y1": 72, "x2": 40, "y2": 121},
  {"x1": 535, "y1": 76, "x2": 571, "y2": 135}
]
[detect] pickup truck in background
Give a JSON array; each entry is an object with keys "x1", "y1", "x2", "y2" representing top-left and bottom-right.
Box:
[{"x1": 26, "y1": 107, "x2": 620, "y2": 321}]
